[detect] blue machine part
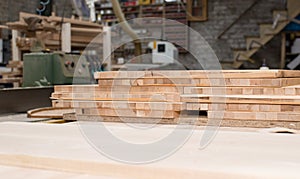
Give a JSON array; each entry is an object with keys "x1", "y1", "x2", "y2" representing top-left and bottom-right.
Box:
[{"x1": 285, "y1": 15, "x2": 300, "y2": 31}]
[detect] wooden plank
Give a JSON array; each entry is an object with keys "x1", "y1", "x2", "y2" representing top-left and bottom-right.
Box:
[
  {"x1": 53, "y1": 85, "x2": 300, "y2": 96},
  {"x1": 19, "y1": 12, "x2": 102, "y2": 28},
  {"x1": 183, "y1": 98, "x2": 300, "y2": 105},
  {"x1": 51, "y1": 92, "x2": 181, "y2": 102},
  {"x1": 0, "y1": 71, "x2": 22, "y2": 78},
  {"x1": 51, "y1": 91, "x2": 179, "y2": 98},
  {"x1": 76, "y1": 108, "x2": 179, "y2": 118},
  {"x1": 6, "y1": 60, "x2": 23, "y2": 68},
  {"x1": 54, "y1": 85, "x2": 100, "y2": 92},
  {"x1": 0, "y1": 25, "x2": 8, "y2": 29},
  {"x1": 208, "y1": 111, "x2": 300, "y2": 121},
  {"x1": 0, "y1": 77, "x2": 22, "y2": 83},
  {"x1": 194, "y1": 118, "x2": 300, "y2": 129},
  {"x1": 184, "y1": 87, "x2": 264, "y2": 95},
  {"x1": 47, "y1": 16, "x2": 102, "y2": 28},
  {"x1": 223, "y1": 104, "x2": 280, "y2": 112},
  {"x1": 74, "y1": 114, "x2": 178, "y2": 124},
  {"x1": 71, "y1": 27, "x2": 102, "y2": 34},
  {"x1": 181, "y1": 94, "x2": 300, "y2": 100},
  {"x1": 50, "y1": 33, "x2": 101, "y2": 44},
  {"x1": 27, "y1": 107, "x2": 75, "y2": 119},
  {"x1": 94, "y1": 70, "x2": 300, "y2": 79},
  {"x1": 70, "y1": 114, "x2": 300, "y2": 130},
  {"x1": 185, "y1": 103, "x2": 300, "y2": 112},
  {"x1": 54, "y1": 85, "x2": 183, "y2": 93},
  {"x1": 184, "y1": 86, "x2": 300, "y2": 95},
  {"x1": 52, "y1": 100, "x2": 182, "y2": 111},
  {"x1": 181, "y1": 94, "x2": 300, "y2": 105},
  {"x1": 6, "y1": 22, "x2": 28, "y2": 30},
  {"x1": 51, "y1": 97, "x2": 178, "y2": 102},
  {"x1": 97, "y1": 78, "x2": 300, "y2": 87},
  {"x1": 43, "y1": 39, "x2": 93, "y2": 48},
  {"x1": 185, "y1": 103, "x2": 209, "y2": 111}
]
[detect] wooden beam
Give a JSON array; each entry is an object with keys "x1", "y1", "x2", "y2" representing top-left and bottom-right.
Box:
[
  {"x1": 12, "y1": 30, "x2": 21, "y2": 61},
  {"x1": 61, "y1": 23, "x2": 71, "y2": 53},
  {"x1": 103, "y1": 26, "x2": 112, "y2": 71}
]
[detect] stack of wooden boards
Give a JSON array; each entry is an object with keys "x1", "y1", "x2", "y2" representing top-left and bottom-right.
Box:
[
  {"x1": 7, "y1": 12, "x2": 103, "y2": 51},
  {"x1": 0, "y1": 61, "x2": 23, "y2": 88},
  {"x1": 50, "y1": 70, "x2": 300, "y2": 129}
]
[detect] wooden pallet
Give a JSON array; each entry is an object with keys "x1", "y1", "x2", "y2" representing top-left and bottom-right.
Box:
[{"x1": 0, "y1": 61, "x2": 23, "y2": 88}]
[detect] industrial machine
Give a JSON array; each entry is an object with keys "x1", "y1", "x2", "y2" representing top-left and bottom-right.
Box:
[
  {"x1": 121, "y1": 41, "x2": 179, "y2": 71},
  {"x1": 23, "y1": 52, "x2": 91, "y2": 87},
  {"x1": 148, "y1": 41, "x2": 178, "y2": 64}
]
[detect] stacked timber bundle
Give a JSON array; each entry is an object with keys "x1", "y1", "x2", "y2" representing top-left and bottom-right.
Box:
[
  {"x1": 181, "y1": 70, "x2": 300, "y2": 128},
  {"x1": 0, "y1": 61, "x2": 23, "y2": 87},
  {"x1": 7, "y1": 12, "x2": 102, "y2": 51},
  {"x1": 51, "y1": 70, "x2": 300, "y2": 129}
]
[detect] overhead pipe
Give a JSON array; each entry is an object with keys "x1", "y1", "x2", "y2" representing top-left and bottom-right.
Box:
[{"x1": 110, "y1": 0, "x2": 142, "y2": 61}]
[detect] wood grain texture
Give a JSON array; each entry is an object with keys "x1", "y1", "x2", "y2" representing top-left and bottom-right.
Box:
[
  {"x1": 46, "y1": 70, "x2": 300, "y2": 129},
  {"x1": 97, "y1": 78, "x2": 300, "y2": 87},
  {"x1": 75, "y1": 108, "x2": 179, "y2": 118},
  {"x1": 94, "y1": 70, "x2": 300, "y2": 79},
  {"x1": 53, "y1": 100, "x2": 183, "y2": 111},
  {"x1": 27, "y1": 107, "x2": 75, "y2": 119}
]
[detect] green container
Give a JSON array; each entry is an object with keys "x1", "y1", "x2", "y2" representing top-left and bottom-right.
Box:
[{"x1": 23, "y1": 52, "x2": 90, "y2": 87}]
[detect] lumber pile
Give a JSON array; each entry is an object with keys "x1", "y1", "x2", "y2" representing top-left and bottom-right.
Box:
[
  {"x1": 7, "y1": 12, "x2": 103, "y2": 51},
  {"x1": 0, "y1": 61, "x2": 23, "y2": 87},
  {"x1": 49, "y1": 70, "x2": 300, "y2": 129}
]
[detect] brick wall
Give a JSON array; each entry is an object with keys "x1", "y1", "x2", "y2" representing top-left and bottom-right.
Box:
[
  {"x1": 0, "y1": 0, "x2": 38, "y2": 23},
  {"x1": 188, "y1": 0, "x2": 286, "y2": 68},
  {"x1": 1, "y1": 0, "x2": 39, "y2": 39},
  {"x1": 0, "y1": 0, "x2": 39, "y2": 63},
  {"x1": 0, "y1": 0, "x2": 73, "y2": 24},
  {"x1": 52, "y1": 0, "x2": 73, "y2": 18}
]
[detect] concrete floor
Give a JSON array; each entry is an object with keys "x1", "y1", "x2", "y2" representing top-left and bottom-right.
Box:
[
  {"x1": 0, "y1": 113, "x2": 50, "y2": 122},
  {"x1": 0, "y1": 113, "x2": 32, "y2": 122},
  {"x1": 0, "y1": 114, "x2": 300, "y2": 178}
]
